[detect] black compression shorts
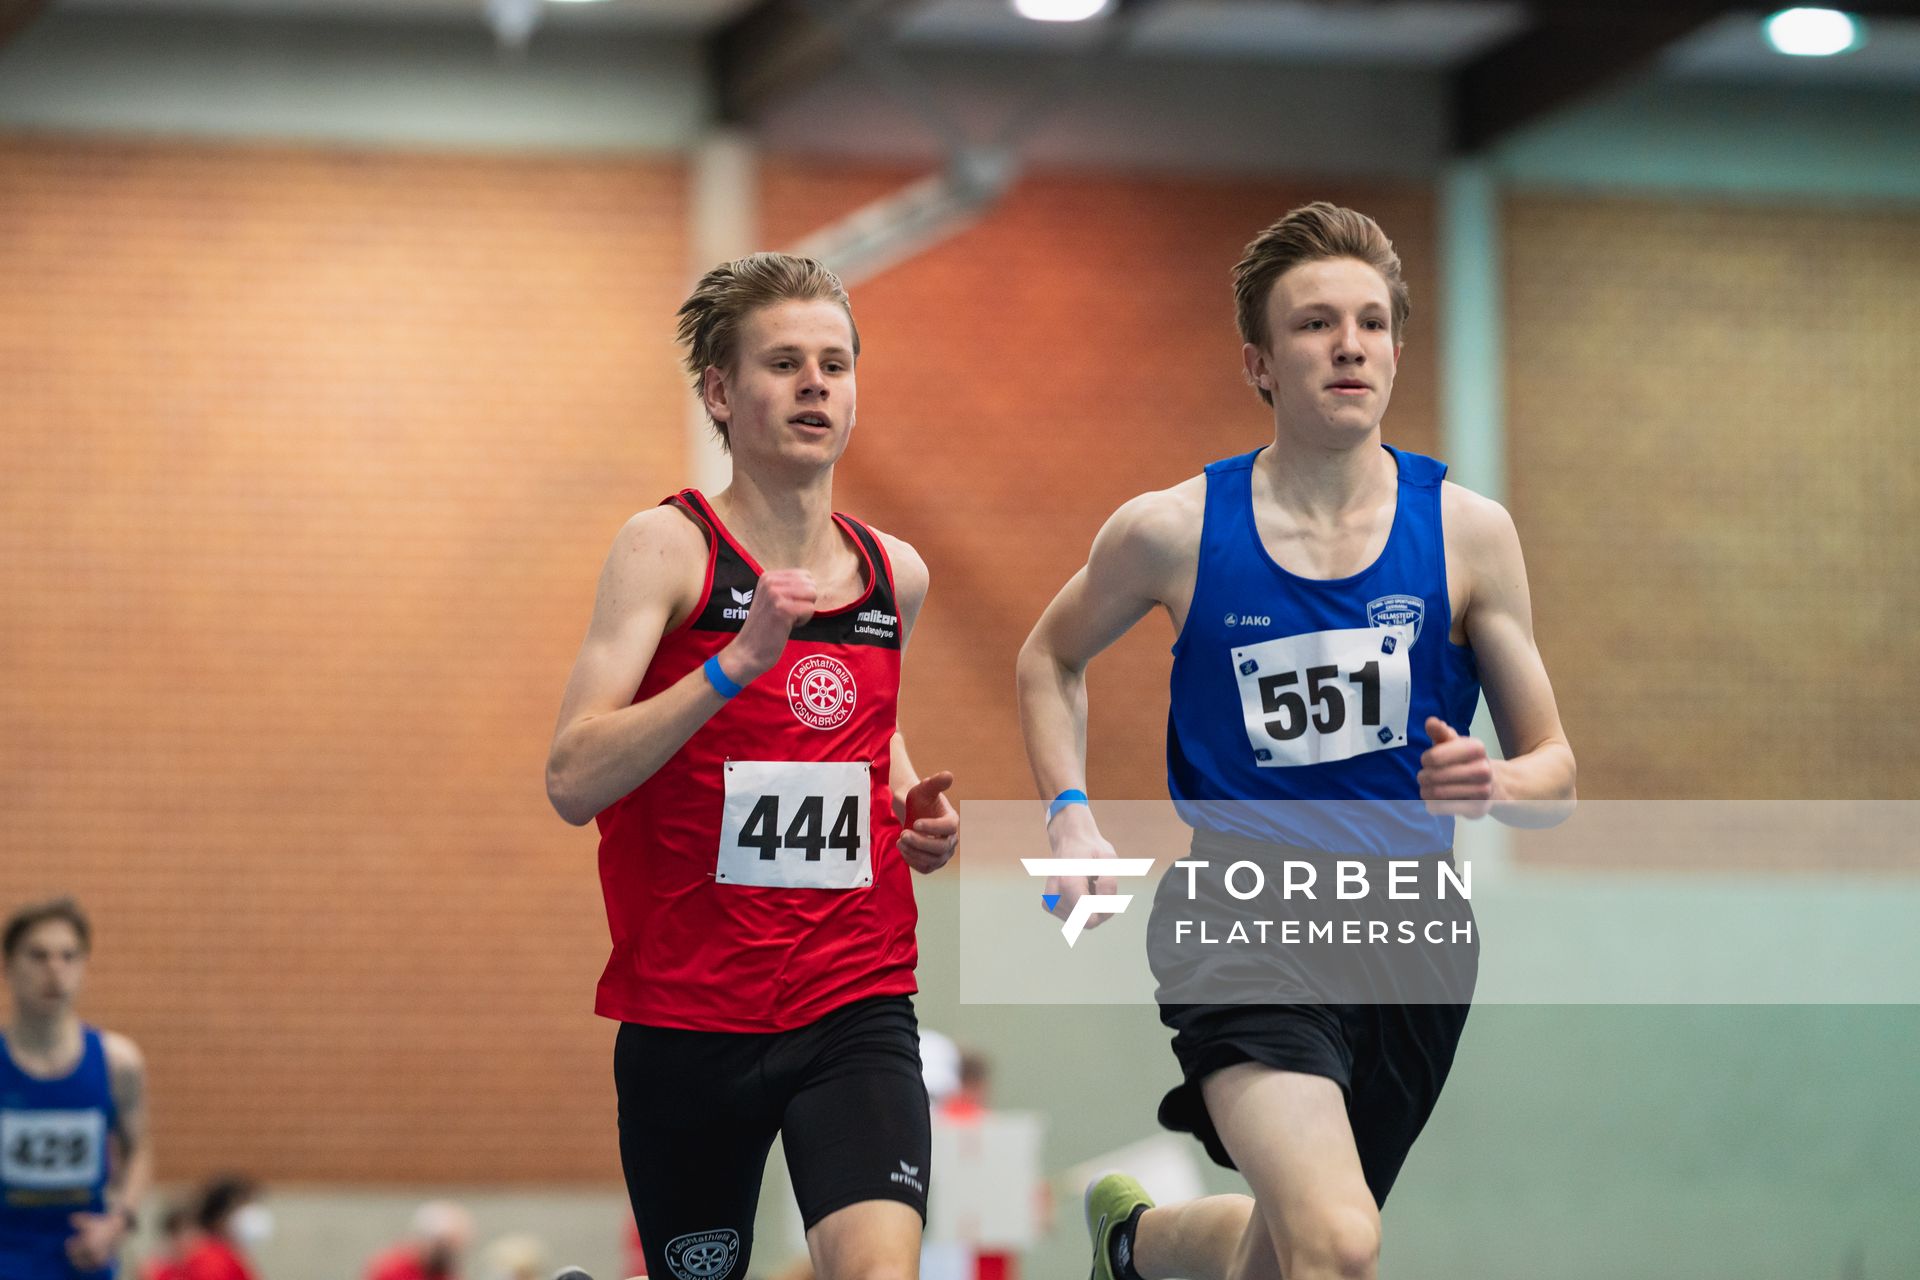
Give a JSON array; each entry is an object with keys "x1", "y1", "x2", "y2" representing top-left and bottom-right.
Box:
[{"x1": 615, "y1": 994, "x2": 931, "y2": 1280}]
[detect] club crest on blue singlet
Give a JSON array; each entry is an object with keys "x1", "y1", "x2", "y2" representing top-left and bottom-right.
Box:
[{"x1": 1366, "y1": 593, "x2": 1425, "y2": 643}]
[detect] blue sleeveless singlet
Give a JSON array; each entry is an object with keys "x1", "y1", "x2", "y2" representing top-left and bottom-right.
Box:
[
  {"x1": 1167, "y1": 445, "x2": 1480, "y2": 856},
  {"x1": 0, "y1": 1026, "x2": 120, "y2": 1280}
]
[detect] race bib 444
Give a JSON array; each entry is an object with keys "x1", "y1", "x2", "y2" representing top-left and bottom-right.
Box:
[{"x1": 719, "y1": 760, "x2": 873, "y2": 889}]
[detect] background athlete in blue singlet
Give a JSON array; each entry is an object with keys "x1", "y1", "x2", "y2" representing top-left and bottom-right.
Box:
[
  {"x1": 1017, "y1": 204, "x2": 1575, "y2": 1280},
  {"x1": 1, "y1": 898, "x2": 152, "y2": 1280}
]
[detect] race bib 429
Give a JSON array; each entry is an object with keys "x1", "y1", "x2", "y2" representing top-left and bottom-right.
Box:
[{"x1": 1, "y1": 1109, "x2": 105, "y2": 1191}]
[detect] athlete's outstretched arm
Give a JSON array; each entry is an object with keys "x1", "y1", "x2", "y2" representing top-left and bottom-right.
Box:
[
  {"x1": 878, "y1": 533, "x2": 958, "y2": 873},
  {"x1": 1420, "y1": 488, "x2": 1576, "y2": 827},
  {"x1": 546, "y1": 507, "x2": 814, "y2": 826},
  {"x1": 66, "y1": 1033, "x2": 149, "y2": 1271},
  {"x1": 1016, "y1": 487, "x2": 1199, "y2": 921}
]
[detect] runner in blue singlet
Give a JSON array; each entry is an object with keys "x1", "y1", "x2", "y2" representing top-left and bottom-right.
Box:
[
  {"x1": 2, "y1": 899, "x2": 151, "y2": 1280},
  {"x1": 1017, "y1": 203, "x2": 1576, "y2": 1280}
]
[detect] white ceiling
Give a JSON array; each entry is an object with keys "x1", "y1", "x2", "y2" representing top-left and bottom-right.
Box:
[
  {"x1": 1666, "y1": 8, "x2": 1920, "y2": 85},
  {"x1": 896, "y1": 0, "x2": 1528, "y2": 66},
  {"x1": 50, "y1": 0, "x2": 759, "y2": 30},
  {"x1": 43, "y1": 0, "x2": 1920, "y2": 86}
]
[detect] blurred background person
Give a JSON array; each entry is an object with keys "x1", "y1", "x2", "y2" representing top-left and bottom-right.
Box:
[
  {"x1": 929, "y1": 1046, "x2": 1046, "y2": 1280},
  {"x1": 179, "y1": 1176, "x2": 269, "y2": 1280},
  {"x1": 364, "y1": 1201, "x2": 473, "y2": 1280},
  {"x1": 618, "y1": 1219, "x2": 644, "y2": 1280},
  {"x1": 477, "y1": 1233, "x2": 547, "y2": 1280},
  {"x1": 941, "y1": 1051, "x2": 991, "y2": 1125},
  {"x1": 1, "y1": 897, "x2": 152, "y2": 1280},
  {"x1": 138, "y1": 1202, "x2": 199, "y2": 1280}
]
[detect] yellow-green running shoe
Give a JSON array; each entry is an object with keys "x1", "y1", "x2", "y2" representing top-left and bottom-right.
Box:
[{"x1": 1084, "y1": 1171, "x2": 1155, "y2": 1280}]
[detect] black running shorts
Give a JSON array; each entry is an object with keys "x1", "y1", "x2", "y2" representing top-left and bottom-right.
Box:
[
  {"x1": 1151, "y1": 830, "x2": 1478, "y2": 1207},
  {"x1": 615, "y1": 994, "x2": 931, "y2": 1280},
  {"x1": 1156, "y1": 998, "x2": 1472, "y2": 1207}
]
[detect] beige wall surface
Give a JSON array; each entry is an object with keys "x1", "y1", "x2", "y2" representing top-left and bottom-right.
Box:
[{"x1": 1505, "y1": 194, "x2": 1920, "y2": 813}]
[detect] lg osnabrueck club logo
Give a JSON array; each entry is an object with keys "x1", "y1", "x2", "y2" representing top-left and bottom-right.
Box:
[{"x1": 1022, "y1": 857, "x2": 1156, "y2": 945}]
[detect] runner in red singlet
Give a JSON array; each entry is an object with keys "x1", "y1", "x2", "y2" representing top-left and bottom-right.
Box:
[{"x1": 547, "y1": 252, "x2": 959, "y2": 1280}]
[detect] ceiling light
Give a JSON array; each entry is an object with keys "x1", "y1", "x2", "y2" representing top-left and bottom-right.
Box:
[
  {"x1": 1011, "y1": 0, "x2": 1113, "y2": 22},
  {"x1": 1763, "y1": 8, "x2": 1863, "y2": 57}
]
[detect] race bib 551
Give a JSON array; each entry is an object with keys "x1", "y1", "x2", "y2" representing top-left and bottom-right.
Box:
[{"x1": 1232, "y1": 626, "x2": 1413, "y2": 768}]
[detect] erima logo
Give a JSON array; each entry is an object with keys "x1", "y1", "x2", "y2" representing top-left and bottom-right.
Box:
[
  {"x1": 1022, "y1": 857, "x2": 1157, "y2": 945},
  {"x1": 891, "y1": 1160, "x2": 924, "y2": 1193},
  {"x1": 723, "y1": 587, "x2": 754, "y2": 622}
]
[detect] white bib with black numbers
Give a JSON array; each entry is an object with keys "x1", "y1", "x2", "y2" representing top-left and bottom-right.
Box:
[
  {"x1": 1232, "y1": 625, "x2": 1414, "y2": 768},
  {"x1": 1, "y1": 1109, "x2": 105, "y2": 1190},
  {"x1": 719, "y1": 760, "x2": 872, "y2": 889}
]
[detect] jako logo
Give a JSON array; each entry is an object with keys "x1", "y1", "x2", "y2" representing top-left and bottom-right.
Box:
[
  {"x1": 724, "y1": 587, "x2": 754, "y2": 621},
  {"x1": 1022, "y1": 857, "x2": 1157, "y2": 946}
]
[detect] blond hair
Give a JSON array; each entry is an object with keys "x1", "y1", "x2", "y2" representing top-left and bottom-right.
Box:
[
  {"x1": 675, "y1": 252, "x2": 859, "y2": 451},
  {"x1": 1233, "y1": 203, "x2": 1410, "y2": 406}
]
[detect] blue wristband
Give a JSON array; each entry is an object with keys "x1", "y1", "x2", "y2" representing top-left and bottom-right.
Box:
[
  {"x1": 703, "y1": 654, "x2": 745, "y2": 700},
  {"x1": 1047, "y1": 788, "x2": 1089, "y2": 820}
]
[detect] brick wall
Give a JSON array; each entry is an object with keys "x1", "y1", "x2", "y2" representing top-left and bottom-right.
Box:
[
  {"x1": 1505, "y1": 194, "x2": 1920, "y2": 806},
  {"x1": 0, "y1": 135, "x2": 687, "y2": 1182}
]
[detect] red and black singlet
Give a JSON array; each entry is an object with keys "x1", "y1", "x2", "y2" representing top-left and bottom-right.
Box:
[{"x1": 593, "y1": 490, "x2": 916, "y2": 1032}]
